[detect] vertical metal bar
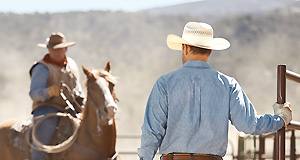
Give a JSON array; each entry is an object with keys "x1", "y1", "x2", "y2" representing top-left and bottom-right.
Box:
[
  {"x1": 276, "y1": 65, "x2": 286, "y2": 160},
  {"x1": 253, "y1": 136, "x2": 257, "y2": 159},
  {"x1": 274, "y1": 135, "x2": 278, "y2": 159},
  {"x1": 290, "y1": 130, "x2": 296, "y2": 160},
  {"x1": 238, "y1": 136, "x2": 245, "y2": 160},
  {"x1": 259, "y1": 136, "x2": 265, "y2": 160},
  {"x1": 277, "y1": 129, "x2": 286, "y2": 160}
]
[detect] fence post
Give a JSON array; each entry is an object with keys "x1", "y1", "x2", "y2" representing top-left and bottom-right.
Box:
[
  {"x1": 274, "y1": 135, "x2": 278, "y2": 159},
  {"x1": 237, "y1": 136, "x2": 245, "y2": 160},
  {"x1": 258, "y1": 136, "x2": 265, "y2": 160},
  {"x1": 290, "y1": 130, "x2": 296, "y2": 160},
  {"x1": 275, "y1": 65, "x2": 286, "y2": 160}
]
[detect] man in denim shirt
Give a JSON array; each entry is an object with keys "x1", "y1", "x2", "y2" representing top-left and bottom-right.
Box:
[
  {"x1": 138, "y1": 22, "x2": 292, "y2": 160},
  {"x1": 29, "y1": 32, "x2": 84, "y2": 160}
]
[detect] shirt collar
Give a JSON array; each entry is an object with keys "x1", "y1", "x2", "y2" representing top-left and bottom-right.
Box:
[
  {"x1": 43, "y1": 53, "x2": 67, "y2": 68},
  {"x1": 183, "y1": 60, "x2": 211, "y2": 69}
]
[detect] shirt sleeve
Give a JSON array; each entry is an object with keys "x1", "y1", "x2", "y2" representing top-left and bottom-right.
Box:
[
  {"x1": 138, "y1": 77, "x2": 168, "y2": 160},
  {"x1": 29, "y1": 63, "x2": 50, "y2": 102},
  {"x1": 229, "y1": 78, "x2": 284, "y2": 135}
]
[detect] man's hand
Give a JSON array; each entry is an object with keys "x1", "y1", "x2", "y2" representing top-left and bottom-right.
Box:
[
  {"x1": 273, "y1": 102, "x2": 292, "y2": 126},
  {"x1": 47, "y1": 85, "x2": 61, "y2": 97}
]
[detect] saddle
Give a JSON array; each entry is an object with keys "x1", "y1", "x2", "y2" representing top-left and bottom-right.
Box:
[{"x1": 10, "y1": 117, "x2": 33, "y2": 153}]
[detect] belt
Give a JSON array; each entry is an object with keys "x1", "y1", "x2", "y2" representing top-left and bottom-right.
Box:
[{"x1": 161, "y1": 153, "x2": 223, "y2": 160}]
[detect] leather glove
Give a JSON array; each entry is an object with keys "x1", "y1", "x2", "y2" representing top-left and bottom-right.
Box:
[
  {"x1": 273, "y1": 103, "x2": 284, "y2": 115},
  {"x1": 273, "y1": 102, "x2": 292, "y2": 126},
  {"x1": 47, "y1": 85, "x2": 61, "y2": 97}
]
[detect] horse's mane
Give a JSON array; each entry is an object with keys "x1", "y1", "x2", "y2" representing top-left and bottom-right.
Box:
[{"x1": 93, "y1": 69, "x2": 117, "y2": 84}]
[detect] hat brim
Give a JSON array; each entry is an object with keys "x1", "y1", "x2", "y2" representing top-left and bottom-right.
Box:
[
  {"x1": 167, "y1": 34, "x2": 230, "y2": 51},
  {"x1": 37, "y1": 42, "x2": 76, "y2": 49}
]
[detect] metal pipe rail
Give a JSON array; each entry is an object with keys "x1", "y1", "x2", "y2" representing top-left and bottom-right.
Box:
[
  {"x1": 238, "y1": 66, "x2": 300, "y2": 160},
  {"x1": 287, "y1": 121, "x2": 300, "y2": 130},
  {"x1": 275, "y1": 65, "x2": 300, "y2": 160},
  {"x1": 286, "y1": 70, "x2": 300, "y2": 83}
]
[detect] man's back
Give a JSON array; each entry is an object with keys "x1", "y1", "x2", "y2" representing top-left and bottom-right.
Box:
[{"x1": 145, "y1": 61, "x2": 233, "y2": 156}]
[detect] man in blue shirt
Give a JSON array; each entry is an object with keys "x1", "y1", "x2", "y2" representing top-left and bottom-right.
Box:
[
  {"x1": 30, "y1": 32, "x2": 84, "y2": 160},
  {"x1": 138, "y1": 22, "x2": 292, "y2": 160}
]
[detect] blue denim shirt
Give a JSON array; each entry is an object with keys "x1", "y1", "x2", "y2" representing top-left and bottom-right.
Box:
[{"x1": 138, "y1": 60, "x2": 283, "y2": 160}]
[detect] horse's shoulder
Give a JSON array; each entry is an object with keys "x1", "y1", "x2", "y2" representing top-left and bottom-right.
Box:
[
  {"x1": 10, "y1": 118, "x2": 32, "y2": 133},
  {"x1": 2, "y1": 119, "x2": 31, "y2": 153},
  {"x1": 0, "y1": 119, "x2": 17, "y2": 130},
  {"x1": 0, "y1": 119, "x2": 18, "y2": 144}
]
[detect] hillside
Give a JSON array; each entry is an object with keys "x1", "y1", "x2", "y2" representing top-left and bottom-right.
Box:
[{"x1": 144, "y1": 0, "x2": 298, "y2": 22}]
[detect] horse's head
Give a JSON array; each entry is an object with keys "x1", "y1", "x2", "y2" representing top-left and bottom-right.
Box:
[{"x1": 82, "y1": 62, "x2": 118, "y2": 126}]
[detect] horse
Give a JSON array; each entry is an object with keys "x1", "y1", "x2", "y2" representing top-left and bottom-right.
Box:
[{"x1": 0, "y1": 62, "x2": 119, "y2": 160}]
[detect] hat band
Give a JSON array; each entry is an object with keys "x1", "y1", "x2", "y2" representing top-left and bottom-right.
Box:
[
  {"x1": 47, "y1": 43, "x2": 60, "y2": 48},
  {"x1": 182, "y1": 34, "x2": 213, "y2": 46}
]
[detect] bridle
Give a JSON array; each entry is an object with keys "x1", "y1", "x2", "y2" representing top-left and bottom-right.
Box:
[
  {"x1": 86, "y1": 73, "x2": 118, "y2": 134},
  {"x1": 84, "y1": 71, "x2": 119, "y2": 159}
]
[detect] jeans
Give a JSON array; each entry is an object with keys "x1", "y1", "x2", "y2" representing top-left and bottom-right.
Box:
[{"x1": 31, "y1": 106, "x2": 59, "y2": 160}]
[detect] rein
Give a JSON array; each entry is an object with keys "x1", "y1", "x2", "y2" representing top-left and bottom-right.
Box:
[
  {"x1": 60, "y1": 82, "x2": 83, "y2": 117},
  {"x1": 108, "y1": 152, "x2": 119, "y2": 160}
]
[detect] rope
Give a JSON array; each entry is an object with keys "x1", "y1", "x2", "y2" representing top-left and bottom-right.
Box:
[{"x1": 28, "y1": 113, "x2": 80, "y2": 153}]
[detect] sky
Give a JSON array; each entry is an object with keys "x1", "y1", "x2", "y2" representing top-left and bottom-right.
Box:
[{"x1": 0, "y1": 0, "x2": 200, "y2": 13}]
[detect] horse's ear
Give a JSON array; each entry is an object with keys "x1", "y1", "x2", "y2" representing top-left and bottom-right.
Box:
[
  {"x1": 82, "y1": 66, "x2": 96, "y2": 80},
  {"x1": 82, "y1": 65, "x2": 91, "y2": 76},
  {"x1": 104, "y1": 61, "x2": 111, "y2": 72}
]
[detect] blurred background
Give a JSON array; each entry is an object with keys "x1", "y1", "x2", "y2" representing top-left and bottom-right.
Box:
[{"x1": 0, "y1": 0, "x2": 300, "y2": 159}]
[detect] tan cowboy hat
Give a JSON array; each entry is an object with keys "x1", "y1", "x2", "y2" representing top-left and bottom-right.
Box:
[
  {"x1": 167, "y1": 22, "x2": 230, "y2": 51},
  {"x1": 37, "y1": 32, "x2": 76, "y2": 49}
]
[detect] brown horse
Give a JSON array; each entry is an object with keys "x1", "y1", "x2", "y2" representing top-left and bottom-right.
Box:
[{"x1": 0, "y1": 62, "x2": 119, "y2": 160}]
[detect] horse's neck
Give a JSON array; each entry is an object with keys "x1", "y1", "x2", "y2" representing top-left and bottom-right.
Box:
[
  {"x1": 81, "y1": 98, "x2": 101, "y2": 135},
  {"x1": 77, "y1": 92, "x2": 116, "y2": 157}
]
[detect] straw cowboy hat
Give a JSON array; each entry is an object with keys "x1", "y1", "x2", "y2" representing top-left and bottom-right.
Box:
[
  {"x1": 167, "y1": 22, "x2": 230, "y2": 51},
  {"x1": 37, "y1": 32, "x2": 76, "y2": 49}
]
